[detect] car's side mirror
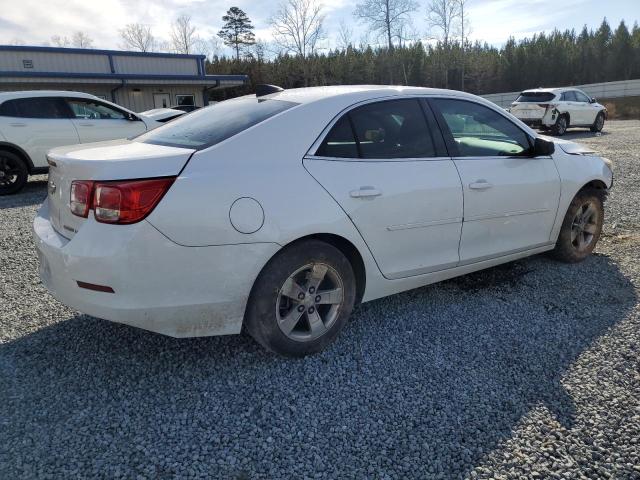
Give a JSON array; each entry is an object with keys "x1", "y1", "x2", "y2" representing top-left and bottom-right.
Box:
[
  {"x1": 127, "y1": 113, "x2": 140, "y2": 121},
  {"x1": 533, "y1": 137, "x2": 555, "y2": 156},
  {"x1": 590, "y1": 97, "x2": 596, "y2": 104}
]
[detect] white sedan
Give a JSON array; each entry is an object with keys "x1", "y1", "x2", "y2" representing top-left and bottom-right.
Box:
[
  {"x1": 0, "y1": 90, "x2": 161, "y2": 194},
  {"x1": 33, "y1": 85, "x2": 613, "y2": 356}
]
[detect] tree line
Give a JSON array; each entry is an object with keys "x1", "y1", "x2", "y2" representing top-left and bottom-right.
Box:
[
  {"x1": 207, "y1": 16, "x2": 640, "y2": 99},
  {"x1": 15, "y1": 0, "x2": 638, "y2": 98}
]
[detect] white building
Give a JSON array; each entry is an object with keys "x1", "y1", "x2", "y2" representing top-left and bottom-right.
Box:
[{"x1": 0, "y1": 45, "x2": 247, "y2": 112}]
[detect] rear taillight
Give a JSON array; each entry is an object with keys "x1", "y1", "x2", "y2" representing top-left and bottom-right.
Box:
[
  {"x1": 70, "y1": 180, "x2": 94, "y2": 218},
  {"x1": 70, "y1": 177, "x2": 175, "y2": 224}
]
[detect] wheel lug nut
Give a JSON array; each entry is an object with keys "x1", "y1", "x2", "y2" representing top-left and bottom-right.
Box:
[
  {"x1": 315, "y1": 295, "x2": 321, "y2": 303},
  {"x1": 297, "y1": 305, "x2": 305, "y2": 312},
  {"x1": 308, "y1": 306, "x2": 315, "y2": 314},
  {"x1": 298, "y1": 292, "x2": 305, "y2": 300},
  {"x1": 309, "y1": 286, "x2": 315, "y2": 294}
]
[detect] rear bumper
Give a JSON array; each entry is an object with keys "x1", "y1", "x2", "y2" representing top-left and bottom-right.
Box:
[
  {"x1": 33, "y1": 200, "x2": 279, "y2": 337},
  {"x1": 520, "y1": 119, "x2": 543, "y2": 128}
]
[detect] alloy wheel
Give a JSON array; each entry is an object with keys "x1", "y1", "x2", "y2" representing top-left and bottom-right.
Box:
[
  {"x1": 275, "y1": 263, "x2": 344, "y2": 342},
  {"x1": 571, "y1": 201, "x2": 599, "y2": 252},
  {"x1": 0, "y1": 155, "x2": 21, "y2": 189},
  {"x1": 596, "y1": 115, "x2": 604, "y2": 131},
  {"x1": 557, "y1": 117, "x2": 567, "y2": 135}
]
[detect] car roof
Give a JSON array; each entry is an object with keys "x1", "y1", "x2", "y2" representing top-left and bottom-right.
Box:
[
  {"x1": 260, "y1": 85, "x2": 488, "y2": 105},
  {"x1": 0, "y1": 90, "x2": 100, "y2": 100},
  {"x1": 520, "y1": 87, "x2": 583, "y2": 94}
]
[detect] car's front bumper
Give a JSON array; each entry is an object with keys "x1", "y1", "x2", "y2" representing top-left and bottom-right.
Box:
[{"x1": 33, "y1": 200, "x2": 280, "y2": 337}]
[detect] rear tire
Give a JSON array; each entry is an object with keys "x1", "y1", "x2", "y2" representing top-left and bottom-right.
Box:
[
  {"x1": 552, "y1": 189, "x2": 604, "y2": 263},
  {"x1": 590, "y1": 112, "x2": 605, "y2": 132},
  {"x1": 245, "y1": 240, "x2": 356, "y2": 356},
  {"x1": 0, "y1": 150, "x2": 28, "y2": 195},
  {"x1": 551, "y1": 115, "x2": 568, "y2": 136}
]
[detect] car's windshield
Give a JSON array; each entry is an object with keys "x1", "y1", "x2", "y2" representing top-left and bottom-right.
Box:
[
  {"x1": 516, "y1": 92, "x2": 556, "y2": 103},
  {"x1": 136, "y1": 97, "x2": 298, "y2": 150}
]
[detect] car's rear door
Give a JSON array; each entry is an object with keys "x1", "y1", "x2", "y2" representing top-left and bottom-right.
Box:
[
  {"x1": 304, "y1": 97, "x2": 463, "y2": 279},
  {"x1": 429, "y1": 97, "x2": 560, "y2": 263},
  {"x1": 65, "y1": 97, "x2": 146, "y2": 143},
  {"x1": 0, "y1": 97, "x2": 79, "y2": 169}
]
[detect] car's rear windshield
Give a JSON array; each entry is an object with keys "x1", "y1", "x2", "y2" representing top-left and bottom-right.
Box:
[
  {"x1": 515, "y1": 92, "x2": 556, "y2": 103},
  {"x1": 136, "y1": 97, "x2": 298, "y2": 150}
]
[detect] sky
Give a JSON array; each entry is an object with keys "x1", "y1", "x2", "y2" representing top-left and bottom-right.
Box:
[{"x1": 0, "y1": 0, "x2": 636, "y2": 55}]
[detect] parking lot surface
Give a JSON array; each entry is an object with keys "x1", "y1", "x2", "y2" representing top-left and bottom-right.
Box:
[{"x1": 1, "y1": 121, "x2": 639, "y2": 479}]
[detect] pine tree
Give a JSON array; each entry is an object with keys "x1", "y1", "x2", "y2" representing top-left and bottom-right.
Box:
[{"x1": 217, "y1": 7, "x2": 255, "y2": 61}]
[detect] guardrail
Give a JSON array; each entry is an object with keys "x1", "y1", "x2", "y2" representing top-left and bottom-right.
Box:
[{"x1": 482, "y1": 79, "x2": 640, "y2": 107}]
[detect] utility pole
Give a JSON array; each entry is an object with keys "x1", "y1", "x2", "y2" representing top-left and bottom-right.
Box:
[{"x1": 459, "y1": 0, "x2": 468, "y2": 91}]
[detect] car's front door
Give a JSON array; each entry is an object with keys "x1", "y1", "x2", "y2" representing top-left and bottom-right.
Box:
[
  {"x1": 430, "y1": 98, "x2": 561, "y2": 263},
  {"x1": 573, "y1": 90, "x2": 598, "y2": 125},
  {"x1": 304, "y1": 98, "x2": 463, "y2": 279},
  {"x1": 0, "y1": 97, "x2": 79, "y2": 169},
  {"x1": 65, "y1": 98, "x2": 147, "y2": 143}
]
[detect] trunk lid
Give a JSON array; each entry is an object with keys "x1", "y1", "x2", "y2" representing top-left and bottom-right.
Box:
[
  {"x1": 46, "y1": 139, "x2": 194, "y2": 239},
  {"x1": 510, "y1": 103, "x2": 549, "y2": 120}
]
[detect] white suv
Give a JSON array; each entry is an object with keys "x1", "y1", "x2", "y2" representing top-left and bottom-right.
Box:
[
  {"x1": 509, "y1": 88, "x2": 607, "y2": 136},
  {"x1": 0, "y1": 91, "x2": 161, "y2": 195}
]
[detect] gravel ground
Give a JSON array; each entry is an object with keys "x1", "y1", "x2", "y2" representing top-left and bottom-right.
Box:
[{"x1": 1, "y1": 120, "x2": 639, "y2": 479}]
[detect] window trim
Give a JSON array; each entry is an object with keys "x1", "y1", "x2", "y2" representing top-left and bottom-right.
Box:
[
  {"x1": 426, "y1": 96, "x2": 536, "y2": 159},
  {"x1": 307, "y1": 96, "x2": 449, "y2": 162}
]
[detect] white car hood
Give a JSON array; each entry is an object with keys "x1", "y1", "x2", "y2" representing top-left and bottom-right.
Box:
[
  {"x1": 540, "y1": 136, "x2": 596, "y2": 156},
  {"x1": 139, "y1": 108, "x2": 185, "y2": 122}
]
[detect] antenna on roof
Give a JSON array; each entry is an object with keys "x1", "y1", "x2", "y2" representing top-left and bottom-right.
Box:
[{"x1": 255, "y1": 84, "x2": 284, "y2": 97}]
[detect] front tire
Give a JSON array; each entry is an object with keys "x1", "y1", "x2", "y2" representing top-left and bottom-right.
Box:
[
  {"x1": 0, "y1": 150, "x2": 28, "y2": 195},
  {"x1": 245, "y1": 240, "x2": 356, "y2": 356},
  {"x1": 590, "y1": 112, "x2": 605, "y2": 132},
  {"x1": 551, "y1": 115, "x2": 568, "y2": 136},
  {"x1": 552, "y1": 189, "x2": 604, "y2": 263}
]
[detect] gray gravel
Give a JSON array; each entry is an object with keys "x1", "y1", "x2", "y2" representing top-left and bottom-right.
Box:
[{"x1": 1, "y1": 120, "x2": 639, "y2": 479}]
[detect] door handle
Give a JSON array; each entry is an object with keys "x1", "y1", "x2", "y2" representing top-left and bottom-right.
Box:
[
  {"x1": 469, "y1": 180, "x2": 493, "y2": 190},
  {"x1": 350, "y1": 186, "x2": 382, "y2": 198},
  {"x1": 78, "y1": 123, "x2": 94, "y2": 127},
  {"x1": 9, "y1": 123, "x2": 26, "y2": 127}
]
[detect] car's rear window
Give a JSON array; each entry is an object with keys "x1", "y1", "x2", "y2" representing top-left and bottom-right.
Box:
[
  {"x1": 515, "y1": 92, "x2": 556, "y2": 103},
  {"x1": 137, "y1": 97, "x2": 298, "y2": 150}
]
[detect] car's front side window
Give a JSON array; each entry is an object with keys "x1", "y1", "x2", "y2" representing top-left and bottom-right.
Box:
[
  {"x1": 67, "y1": 99, "x2": 127, "y2": 120},
  {"x1": 564, "y1": 91, "x2": 577, "y2": 102},
  {"x1": 574, "y1": 91, "x2": 590, "y2": 103},
  {"x1": 432, "y1": 98, "x2": 532, "y2": 157}
]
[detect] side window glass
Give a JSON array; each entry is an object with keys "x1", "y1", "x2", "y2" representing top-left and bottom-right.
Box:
[
  {"x1": 316, "y1": 116, "x2": 358, "y2": 158},
  {"x1": 349, "y1": 99, "x2": 436, "y2": 159},
  {"x1": 565, "y1": 91, "x2": 577, "y2": 102},
  {"x1": 8, "y1": 98, "x2": 68, "y2": 119},
  {"x1": 432, "y1": 98, "x2": 531, "y2": 157},
  {"x1": 575, "y1": 91, "x2": 590, "y2": 103},
  {"x1": 0, "y1": 100, "x2": 18, "y2": 117},
  {"x1": 67, "y1": 99, "x2": 126, "y2": 120}
]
